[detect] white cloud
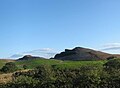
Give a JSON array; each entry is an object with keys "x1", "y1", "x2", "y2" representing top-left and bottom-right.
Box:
[
  {"x1": 98, "y1": 43, "x2": 120, "y2": 54},
  {"x1": 101, "y1": 43, "x2": 120, "y2": 51},
  {"x1": 10, "y1": 54, "x2": 24, "y2": 59},
  {"x1": 24, "y1": 48, "x2": 53, "y2": 54},
  {"x1": 10, "y1": 48, "x2": 58, "y2": 59}
]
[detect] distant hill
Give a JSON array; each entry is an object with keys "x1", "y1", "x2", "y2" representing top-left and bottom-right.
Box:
[
  {"x1": 52, "y1": 47, "x2": 120, "y2": 61},
  {"x1": 17, "y1": 55, "x2": 46, "y2": 61}
]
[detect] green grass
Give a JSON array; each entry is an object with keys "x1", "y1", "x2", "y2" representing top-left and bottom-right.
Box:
[
  {"x1": 15, "y1": 59, "x2": 62, "y2": 69},
  {"x1": 53, "y1": 60, "x2": 107, "y2": 69},
  {"x1": 15, "y1": 59, "x2": 107, "y2": 69},
  {"x1": 0, "y1": 59, "x2": 107, "y2": 70}
]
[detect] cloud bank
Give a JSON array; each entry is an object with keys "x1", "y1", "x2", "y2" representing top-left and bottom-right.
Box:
[
  {"x1": 99, "y1": 43, "x2": 120, "y2": 54},
  {"x1": 101, "y1": 43, "x2": 120, "y2": 51},
  {"x1": 10, "y1": 48, "x2": 58, "y2": 59}
]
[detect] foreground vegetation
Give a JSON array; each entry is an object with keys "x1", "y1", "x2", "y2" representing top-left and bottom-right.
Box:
[{"x1": 0, "y1": 58, "x2": 120, "y2": 88}]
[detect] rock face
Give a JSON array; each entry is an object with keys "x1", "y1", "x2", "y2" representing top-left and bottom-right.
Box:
[
  {"x1": 17, "y1": 55, "x2": 45, "y2": 61},
  {"x1": 53, "y1": 47, "x2": 120, "y2": 61}
]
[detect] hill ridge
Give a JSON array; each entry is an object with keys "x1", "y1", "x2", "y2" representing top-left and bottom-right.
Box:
[{"x1": 53, "y1": 47, "x2": 120, "y2": 60}]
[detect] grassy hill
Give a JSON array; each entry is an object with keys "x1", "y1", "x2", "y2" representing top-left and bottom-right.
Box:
[
  {"x1": 0, "y1": 59, "x2": 107, "y2": 70},
  {"x1": 15, "y1": 59, "x2": 62, "y2": 69},
  {"x1": 0, "y1": 59, "x2": 107, "y2": 69}
]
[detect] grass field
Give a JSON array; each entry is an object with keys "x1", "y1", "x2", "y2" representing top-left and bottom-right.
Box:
[
  {"x1": 0, "y1": 59, "x2": 107, "y2": 70},
  {"x1": 15, "y1": 59, "x2": 62, "y2": 69},
  {"x1": 0, "y1": 59, "x2": 107, "y2": 83},
  {"x1": 14, "y1": 59, "x2": 107, "y2": 69},
  {"x1": 54, "y1": 60, "x2": 107, "y2": 69}
]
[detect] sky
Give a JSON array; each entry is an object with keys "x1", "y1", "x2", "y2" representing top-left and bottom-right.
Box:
[{"x1": 0, "y1": 0, "x2": 120, "y2": 58}]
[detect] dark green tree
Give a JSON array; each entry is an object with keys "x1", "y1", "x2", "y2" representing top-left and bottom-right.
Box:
[{"x1": 1, "y1": 62, "x2": 18, "y2": 73}]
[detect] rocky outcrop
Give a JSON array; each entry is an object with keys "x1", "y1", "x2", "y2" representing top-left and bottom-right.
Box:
[
  {"x1": 17, "y1": 55, "x2": 45, "y2": 61},
  {"x1": 53, "y1": 47, "x2": 120, "y2": 61}
]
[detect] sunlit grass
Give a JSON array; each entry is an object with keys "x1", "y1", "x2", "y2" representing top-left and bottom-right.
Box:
[{"x1": 15, "y1": 59, "x2": 107, "y2": 69}]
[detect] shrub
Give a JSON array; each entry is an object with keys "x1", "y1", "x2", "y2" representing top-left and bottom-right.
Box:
[
  {"x1": 1, "y1": 62, "x2": 18, "y2": 73},
  {"x1": 23, "y1": 65, "x2": 28, "y2": 70},
  {"x1": 104, "y1": 58, "x2": 120, "y2": 72}
]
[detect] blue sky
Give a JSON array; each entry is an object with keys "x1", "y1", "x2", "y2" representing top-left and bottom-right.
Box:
[{"x1": 0, "y1": 0, "x2": 120, "y2": 58}]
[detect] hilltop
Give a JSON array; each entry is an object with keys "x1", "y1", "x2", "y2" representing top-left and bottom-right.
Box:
[
  {"x1": 17, "y1": 55, "x2": 46, "y2": 61},
  {"x1": 53, "y1": 47, "x2": 120, "y2": 60}
]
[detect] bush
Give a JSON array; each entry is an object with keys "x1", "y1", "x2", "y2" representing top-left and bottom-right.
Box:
[
  {"x1": 1, "y1": 62, "x2": 18, "y2": 73},
  {"x1": 12, "y1": 76, "x2": 39, "y2": 88},
  {"x1": 104, "y1": 58, "x2": 120, "y2": 72},
  {"x1": 23, "y1": 65, "x2": 28, "y2": 70}
]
